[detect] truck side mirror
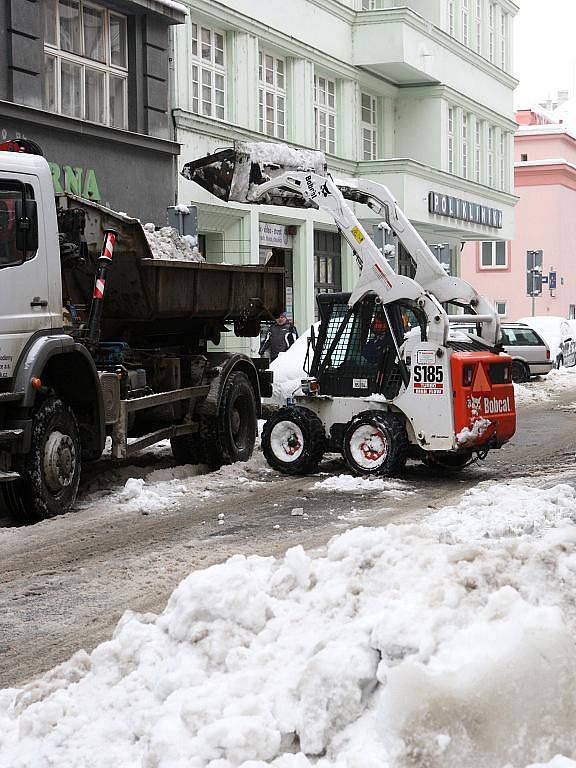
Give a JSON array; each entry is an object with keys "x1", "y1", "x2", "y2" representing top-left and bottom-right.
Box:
[{"x1": 15, "y1": 198, "x2": 39, "y2": 254}]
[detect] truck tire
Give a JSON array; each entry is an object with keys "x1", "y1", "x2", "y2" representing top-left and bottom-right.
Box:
[
  {"x1": 170, "y1": 433, "x2": 205, "y2": 465},
  {"x1": 343, "y1": 411, "x2": 408, "y2": 477},
  {"x1": 16, "y1": 397, "x2": 82, "y2": 521},
  {"x1": 200, "y1": 371, "x2": 257, "y2": 469},
  {"x1": 261, "y1": 406, "x2": 326, "y2": 475}
]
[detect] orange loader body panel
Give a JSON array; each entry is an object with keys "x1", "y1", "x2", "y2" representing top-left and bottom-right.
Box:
[{"x1": 451, "y1": 351, "x2": 516, "y2": 449}]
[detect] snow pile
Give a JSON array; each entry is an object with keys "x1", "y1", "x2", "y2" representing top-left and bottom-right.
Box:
[
  {"x1": 4, "y1": 481, "x2": 576, "y2": 767},
  {"x1": 238, "y1": 141, "x2": 325, "y2": 172},
  {"x1": 143, "y1": 223, "x2": 203, "y2": 262},
  {"x1": 515, "y1": 366, "x2": 576, "y2": 404},
  {"x1": 314, "y1": 474, "x2": 412, "y2": 496},
  {"x1": 456, "y1": 416, "x2": 492, "y2": 446},
  {"x1": 267, "y1": 324, "x2": 319, "y2": 405}
]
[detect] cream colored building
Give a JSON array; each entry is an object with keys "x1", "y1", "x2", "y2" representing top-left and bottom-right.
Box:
[{"x1": 173, "y1": 0, "x2": 519, "y2": 344}]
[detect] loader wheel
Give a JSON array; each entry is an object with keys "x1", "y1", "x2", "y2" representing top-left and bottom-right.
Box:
[
  {"x1": 343, "y1": 411, "x2": 408, "y2": 477},
  {"x1": 423, "y1": 451, "x2": 474, "y2": 473},
  {"x1": 200, "y1": 372, "x2": 257, "y2": 470},
  {"x1": 13, "y1": 397, "x2": 81, "y2": 521},
  {"x1": 511, "y1": 360, "x2": 530, "y2": 383},
  {"x1": 170, "y1": 432, "x2": 205, "y2": 466},
  {"x1": 261, "y1": 406, "x2": 326, "y2": 475}
]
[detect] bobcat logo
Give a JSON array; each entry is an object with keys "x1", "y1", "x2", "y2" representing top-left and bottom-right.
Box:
[{"x1": 466, "y1": 395, "x2": 482, "y2": 415}]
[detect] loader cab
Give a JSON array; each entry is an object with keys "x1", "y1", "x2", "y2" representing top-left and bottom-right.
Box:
[{"x1": 309, "y1": 293, "x2": 424, "y2": 399}]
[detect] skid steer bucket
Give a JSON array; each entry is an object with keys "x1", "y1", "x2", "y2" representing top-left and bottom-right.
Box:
[{"x1": 181, "y1": 141, "x2": 326, "y2": 207}]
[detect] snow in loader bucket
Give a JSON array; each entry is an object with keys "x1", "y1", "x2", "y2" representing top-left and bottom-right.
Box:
[{"x1": 181, "y1": 141, "x2": 327, "y2": 207}]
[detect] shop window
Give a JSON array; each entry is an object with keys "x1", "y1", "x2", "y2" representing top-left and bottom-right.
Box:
[
  {"x1": 361, "y1": 93, "x2": 377, "y2": 160},
  {"x1": 495, "y1": 300, "x2": 507, "y2": 316},
  {"x1": 258, "y1": 50, "x2": 285, "y2": 139},
  {"x1": 191, "y1": 22, "x2": 225, "y2": 120},
  {"x1": 480, "y1": 241, "x2": 507, "y2": 269},
  {"x1": 42, "y1": 0, "x2": 128, "y2": 129},
  {"x1": 314, "y1": 75, "x2": 336, "y2": 155}
]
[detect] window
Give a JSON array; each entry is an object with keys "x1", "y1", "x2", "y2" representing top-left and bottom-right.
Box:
[
  {"x1": 314, "y1": 75, "x2": 336, "y2": 154},
  {"x1": 43, "y1": 0, "x2": 128, "y2": 129},
  {"x1": 361, "y1": 0, "x2": 377, "y2": 8},
  {"x1": 448, "y1": 106, "x2": 455, "y2": 174},
  {"x1": 501, "y1": 328, "x2": 542, "y2": 347},
  {"x1": 500, "y1": 132, "x2": 506, "y2": 190},
  {"x1": 361, "y1": 93, "x2": 377, "y2": 160},
  {"x1": 475, "y1": 119, "x2": 481, "y2": 181},
  {"x1": 462, "y1": 112, "x2": 469, "y2": 178},
  {"x1": 475, "y1": 0, "x2": 482, "y2": 53},
  {"x1": 480, "y1": 240, "x2": 507, "y2": 268},
  {"x1": 489, "y1": 3, "x2": 496, "y2": 63},
  {"x1": 314, "y1": 230, "x2": 341, "y2": 302},
  {"x1": 259, "y1": 50, "x2": 285, "y2": 139},
  {"x1": 462, "y1": 0, "x2": 470, "y2": 46},
  {"x1": 495, "y1": 300, "x2": 507, "y2": 316},
  {"x1": 488, "y1": 125, "x2": 495, "y2": 186},
  {"x1": 500, "y1": 12, "x2": 507, "y2": 69},
  {"x1": 569, "y1": 304, "x2": 575, "y2": 321},
  {"x1": 191, "y1": 22, "x2": 225, "y2": 119},
  {"x1": 521, "y1": 153, "x2": 528, "y2": 162},
  {"x1": 448, "y1": 0, "x2": 455, "y2": 36},
  {"x1": 0, "y1": 183, "x2": 36, "y2": 269}
]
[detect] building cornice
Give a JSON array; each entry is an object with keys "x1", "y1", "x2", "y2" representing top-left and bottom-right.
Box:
[
  {"x1": 359, "y1": 157, "x2": 519, "y2": 206},
  {"x1": 515, "y1": 160, "x2": 576, "y2": 192},
  {"x1": 404, "y1": 84, "x2": 517, "y2": 131},
  {"x1": 0, "y1": 100, "x2": 181, "y2": 155}
]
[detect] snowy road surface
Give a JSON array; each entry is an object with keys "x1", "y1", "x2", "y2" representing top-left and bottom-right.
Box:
[{"x1": 0, "y1": 376, "x2": 575, "y2": 766}]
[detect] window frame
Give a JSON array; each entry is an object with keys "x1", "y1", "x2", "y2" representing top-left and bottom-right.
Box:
[
  {"x1": 258, "y1": 49, "x2": 286, "y2": 139},
  {"x1": 480, "y1": 240, "x2": 507, "y2": 270},
  {"x1": 475, "y1": 118, "x2": 481, "y2": 181},
  {"x1": 43, "y1": 0, "x2": 128, "y2": 129},
  {"x1": 489, "y1": 2, "x2": 496, "y2": 63},
  {"x1": 462, "y1": 112, "x2": 469, "y2": 178},
  {"x1": 314, "y1": 74, "x2": 337, "y2": 155},
  {"x1": 0, "y1": 181, "x2": 38, "y2": 271},
  {"x1": 462, "y1": 0, "x2": 470, "y2": 46},
  {"x1": 475, "y1": 0, "x2": 482, "y2": 53},
  {"x1": 190, "y1": 21, "x2": 226, "y2": 120},
  {"x1": 360, "y1": 92, "x2": 378, "y2": 161},
  {"x1": 488, "y1": 125, "x2": 495, "y2": 187},
  {"x1": 495, "y1": 300, "x2": 507, "y2": 317},
  {"x1": 448, "y1": 106, "x2": 455, "y2": 174}
]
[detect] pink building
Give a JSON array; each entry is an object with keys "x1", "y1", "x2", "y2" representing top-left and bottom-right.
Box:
[{"x1": 461, "y1": 108, "x2": 576, "y2": 321}]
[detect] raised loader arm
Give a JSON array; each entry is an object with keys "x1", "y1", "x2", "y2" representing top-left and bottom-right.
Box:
[{"x1": 336, "y1": 179, "x2": 501, "y2": 345}]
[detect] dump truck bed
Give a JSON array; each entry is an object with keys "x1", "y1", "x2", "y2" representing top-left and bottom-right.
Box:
[{"x1": 58, "y1": 195, "x2": 285, "y2": 332}]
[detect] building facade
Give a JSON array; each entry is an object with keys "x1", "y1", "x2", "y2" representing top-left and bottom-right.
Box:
[
  {"x1": 173, "y1": 0, "x2": 519, "y2": 343},
  {"x1": 0, "y1": 0, "x2": 185, "y2": 222},
  {"x1": 461, "y1": 108, "x2": 576, "y2": 321}
]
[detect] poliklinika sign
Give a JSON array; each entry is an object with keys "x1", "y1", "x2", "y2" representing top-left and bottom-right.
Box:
[{"x1": 428, "y1": 192, "x2": 503, "y2": 229}]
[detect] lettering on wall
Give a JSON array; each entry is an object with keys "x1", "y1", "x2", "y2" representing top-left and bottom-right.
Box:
[
  {"x1": 429, "y1": 192, "x2": 503, "y2": 229},
  {"x1": 49, "y1": 163, "x2": 101, "y2": 201}
]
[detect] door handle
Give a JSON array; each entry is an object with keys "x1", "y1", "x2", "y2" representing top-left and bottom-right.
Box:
[{"x1": 30, "y1": 297, "x2": 48, "y2": 308}]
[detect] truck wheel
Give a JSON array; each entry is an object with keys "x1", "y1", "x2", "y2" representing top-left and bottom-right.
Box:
[
  {"x1": 17, "y1": 397, "x2": 82, "y2": 520},
  {"x1": 170, "y1": 433, "x2": 205, "y2": 465},
  {"x1": 261, "y1": 406, "x2": 326, "y2": 475},
  {"x1": 200, "y1": 372, "x2": 257, "y2": 469},
  {"x1": 343, "y1": 411, "x2": 408, "y2": 477},
  {"x1": 511, "y1": 360, "x2": 529, "y2": 383}
]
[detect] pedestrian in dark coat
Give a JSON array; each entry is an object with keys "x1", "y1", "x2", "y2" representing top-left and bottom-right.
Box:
[{"x1": 259, "y1": 312, "x2": 298, "y2": 362}]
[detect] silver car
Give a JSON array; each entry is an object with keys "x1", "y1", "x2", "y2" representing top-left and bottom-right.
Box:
[{"x1": 453, "y1": 323, "x2": 552, "y2": 382}]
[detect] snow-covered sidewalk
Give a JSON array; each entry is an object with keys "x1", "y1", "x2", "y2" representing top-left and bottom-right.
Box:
[
  {"x1": 2, "y1": 480, "x2": 576, "y2": 768},
  {"x1": 514, "y1": 367, "x2": 576, "y2": 405}
]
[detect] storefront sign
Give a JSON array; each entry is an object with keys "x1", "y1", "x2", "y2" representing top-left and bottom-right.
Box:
[
  {"x1": 259, "y1": 222, "x2": 291, "y2": 247},
  {"x1": 49, "y1": 163, "x2": 101, "y2": 201},
  {"x1": 428, "y1": 192, "x2": 503, "y2": 229}
]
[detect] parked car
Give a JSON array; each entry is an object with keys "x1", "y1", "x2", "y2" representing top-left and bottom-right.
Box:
[
  {"x1": 451, "y1": 322, "x2": 552, "y2": 382},
  {"x1": 518, "y1": 316, "x2": 576, "y2": 369}
]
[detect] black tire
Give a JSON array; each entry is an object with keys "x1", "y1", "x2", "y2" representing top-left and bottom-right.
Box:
[
  {"x1": 13, "y1": 397, "x2": 81, "y2": 521},
  {"x1": 511, "y1": 360, "x2": 530, "y2": 383},
  {"x1": 170, "y1": 433, "x2": 205, "y2": 465},
  {"x1": 423, "y1": 451, "x2": 474, "y2": 473},
  {"x1": 200, "y1": 372, "x2": 257, "y2": 470},
  {"x1": 342, "y1": 410, "x2": 408, "y2": 477},
  {"x1": 261, "y1": 406, "x2": 326, "y2": 475}
]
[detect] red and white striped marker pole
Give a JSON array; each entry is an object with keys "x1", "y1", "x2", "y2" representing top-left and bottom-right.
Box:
[{"x1": 86, "y1": 228, "x2": 119, "y2": 344}]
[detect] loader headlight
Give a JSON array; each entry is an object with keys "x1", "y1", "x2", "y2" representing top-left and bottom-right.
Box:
[{"x1": 462, "y1": 364, "x2": 474, "y2": 387}]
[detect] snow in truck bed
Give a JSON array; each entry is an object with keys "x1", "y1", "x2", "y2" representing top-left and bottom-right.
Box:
[{"x1": 2, "y1": 480, "x2": 576, "y2": 767}]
